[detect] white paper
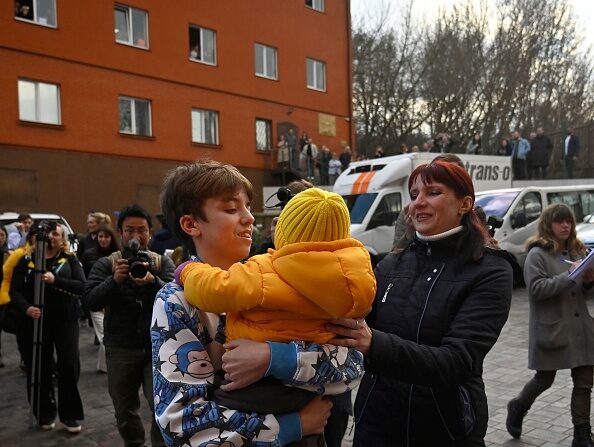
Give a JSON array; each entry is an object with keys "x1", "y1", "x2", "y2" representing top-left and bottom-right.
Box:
[{"x1": 568, "y1": 249, "x2": 594, "y2": 280}]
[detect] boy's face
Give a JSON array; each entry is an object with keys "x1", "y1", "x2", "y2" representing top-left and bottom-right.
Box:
[{"x1": 190, "y1": 190, "x2": 254, "y2": 269}]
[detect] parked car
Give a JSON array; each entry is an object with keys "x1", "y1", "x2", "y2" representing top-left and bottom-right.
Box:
[
  {"x1": 0, "y1": 212, "x2": 77, "y2": 251},
  {"x1": 576, "y1": 214, "x2": 594, "y2": 251}
]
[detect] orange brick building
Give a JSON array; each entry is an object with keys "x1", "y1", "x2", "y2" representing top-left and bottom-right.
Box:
[{"x1": 0, "y1": 0, "x2": 354, "y2": 231}]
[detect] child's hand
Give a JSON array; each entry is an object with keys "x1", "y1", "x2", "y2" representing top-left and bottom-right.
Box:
[
  {"x1": 174, "y1": 260, "x2": 194, "y2": 286},
  {"x1": 219, "y1": 339, "x2": 270, "y2": 391}
]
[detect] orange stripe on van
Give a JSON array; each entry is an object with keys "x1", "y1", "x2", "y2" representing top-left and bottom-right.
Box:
[{"x1": 351, "y1": 171, "x2": 376, "y2": 195}]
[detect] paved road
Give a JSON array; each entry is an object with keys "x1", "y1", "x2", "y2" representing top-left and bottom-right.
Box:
[{"x1": 0, "y1": 287, "x2": 588, "y2": 446}]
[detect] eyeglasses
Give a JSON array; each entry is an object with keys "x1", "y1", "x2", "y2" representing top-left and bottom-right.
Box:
[{"x1": 123, "y1": 228, "x2": 149, "y2": 236}]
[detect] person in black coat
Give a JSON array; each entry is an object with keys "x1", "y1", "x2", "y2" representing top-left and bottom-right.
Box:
[
  {"x1": 11, "y1": 222, "x2": 86, "y2": 432},
  {"x1": 328, "y1": 161, "x2": 513, "y2": 446},
  {"x1": 564, "y1": 127, "x2": 580, "y2": 178},
  {"x1": 529, "y1": 127, "x2": 553, "y2": 179}
]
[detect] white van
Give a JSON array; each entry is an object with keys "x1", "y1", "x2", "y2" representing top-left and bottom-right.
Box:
[
  {"x1": 332, "y1": 153, "x2": 512, "y2": 263},
  {"x1": 476, "y1": 185, "x2": 594, "y2": 267}
]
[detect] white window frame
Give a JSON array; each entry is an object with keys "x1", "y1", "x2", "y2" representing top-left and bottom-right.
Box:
[
  {"x1": 114, "y1": 4, "x2": 149, "y2": 49},
  {"x1": 307, "y1": 58, "x2": 326, "y2": 92},
  {"x1": 18, "y1": 79, "x2": 61, "y2": 125},
  {"x1": 192, "y1": 108, "x2": 219, "y2": 145},
  {"x1": 14, "y1": 0, "x2": 57, "y2": 28},
  {"x1": 189, "y1": 25, "x2": 217, "y2": 65},
  {"x1": 255, "y1": 118, "x2": 272, "y2": 151},
  {"x1": 305, "y1": 0, "x2": 325, "y2": 12},
  {"x1": 255, "y1": 43, "x2": 278, "y2": 80},
  {"x1": 119, "y1": 96, "x2": 152, "y2": 136}
]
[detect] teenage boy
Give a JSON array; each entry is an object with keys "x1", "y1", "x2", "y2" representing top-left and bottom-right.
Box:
[{"x1": 152, "y1": 160, "x2": 364, "y2": 446}]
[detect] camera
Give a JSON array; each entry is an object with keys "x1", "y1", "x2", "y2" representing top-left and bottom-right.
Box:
[{"x1": 125, "y1": 239, "x2": 152, "y2": 279}]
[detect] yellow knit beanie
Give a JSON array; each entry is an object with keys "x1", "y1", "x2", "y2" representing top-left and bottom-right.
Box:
[{"x1": 274, "y1": 188, "x2": 350, "y2": 249}]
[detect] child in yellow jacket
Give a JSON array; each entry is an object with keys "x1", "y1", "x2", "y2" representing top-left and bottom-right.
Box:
[{"x1": 177, "y1": 187, "x2": 376, "y2": 345}]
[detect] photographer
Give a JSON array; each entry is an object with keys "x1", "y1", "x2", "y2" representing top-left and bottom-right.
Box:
[
  {"x1": 84, "y1": 204, "x2": 174, "y2": 447},
  {"x1": 10, "y1": 222, "x2": 85, "y2": 433}
]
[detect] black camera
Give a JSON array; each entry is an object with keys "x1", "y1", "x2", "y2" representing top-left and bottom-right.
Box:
[{"x1": 125, "y1": 239, "x2": 152, "y2": 279}]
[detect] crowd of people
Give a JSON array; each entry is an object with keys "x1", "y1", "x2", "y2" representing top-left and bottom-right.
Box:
[{"x1": 0, "y1": 150, "x2": 593, "y2": 446}]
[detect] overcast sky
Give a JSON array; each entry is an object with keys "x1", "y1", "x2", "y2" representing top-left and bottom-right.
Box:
[{"x1": 351, "y1": 0, "x2": 594, "y2": 50}]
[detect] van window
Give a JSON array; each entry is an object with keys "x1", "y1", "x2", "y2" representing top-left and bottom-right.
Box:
[
  {"x1": 548, "y1": 191, "x2": 583, "y2": 221},
  {"x1": 513, "y1": 191, "x2": 542, "y2": 224},
  {"x1": 368, "y1": 193, "x2": 402, "y2": 230},
  {"x1": 475, "y1": 191, "x2": 519, "y2": 218},
  {"x1": 343, "y1": 193, "x2": 378, "y2": 224}
]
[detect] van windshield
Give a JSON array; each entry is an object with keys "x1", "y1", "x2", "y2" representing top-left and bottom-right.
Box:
[
  {"x1": 342, "y1": 193, "x2": 378, "y2": 224},
  {"x1": 475, "y1": 191, "x2": 519, "y2": 218}
]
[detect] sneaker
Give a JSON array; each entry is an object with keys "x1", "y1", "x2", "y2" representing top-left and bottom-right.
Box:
[
  {"x1": 63, "y1": 420, "x2": 81, "y2": 433},
  {"x1": 39, "y1": 420, "x2": 55, "y2": 430}
]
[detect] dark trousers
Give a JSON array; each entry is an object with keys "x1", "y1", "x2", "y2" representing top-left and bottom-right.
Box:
[
  {"x1": 105, "y1": 345, "x2": 164, "y2": 447},
  {"x1": 516, "y1": 366, "x2": 593, "y2": 425},
  {"x1": 214, "y1": 377, "x2": 324, "y2": 446},
  {"x1": 512, "y1": 158, "x2": 526, "y2": 180},
  {"x1": 24, "y1": 317, "x2": 84, "y2": 423},
  {"x1": 565, "y1": 156, "x2": 575, "y2": 178},
  {"x1": 528, "y1": 165, "x2": 547, "y2": 180},
  {"x1": 325, "y1": 391, "x2": 352, "y2": 447}
]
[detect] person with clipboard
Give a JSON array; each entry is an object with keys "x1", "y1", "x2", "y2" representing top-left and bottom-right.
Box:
[{"x1": 506, "y1": 203, "x2": 594, "y2": 447}]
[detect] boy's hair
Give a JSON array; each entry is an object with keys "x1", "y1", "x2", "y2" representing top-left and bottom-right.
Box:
[
  {"x1": 116, "y1": 204, "x2": 152, "y2": 230},
  {"x1": 160, "y1": 159, "x2": 253, "y2": 253},
  {"x1": 17, "y1": 214, "x2": 32, "y2": 222}
]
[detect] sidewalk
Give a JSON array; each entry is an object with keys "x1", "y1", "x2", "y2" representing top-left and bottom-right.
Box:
[{"x1": 0, "y1": 287, "x2": 589, "y2": 446}]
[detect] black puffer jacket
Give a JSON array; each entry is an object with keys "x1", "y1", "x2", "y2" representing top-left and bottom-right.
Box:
[
  {"x1": 353, "y1": 235, "x2": 513, "y2": 447},
  {"x1": 84, "y1": 248, "x2": 175, "y2": 349}
]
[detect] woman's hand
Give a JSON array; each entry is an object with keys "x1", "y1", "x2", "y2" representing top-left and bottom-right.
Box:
[
  {"x1": 41, "y1": 271, "x2": 55, "y2": 284},
  {"x1": 26, "y1": 306, "x2": 41, "y2": 319},
  {"x1": 299, "y1": 395, "x2": 333, "y2": 436},
  {"x1": 326, "y1": 318, "x2": 373, "y2": 355},
  {"x1": 220, "y1": 339, "x2": 270, "y2": 391}
]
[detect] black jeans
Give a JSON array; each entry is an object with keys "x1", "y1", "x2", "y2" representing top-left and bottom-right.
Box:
[
  {"x1": 105, "y1": 345, "x2": 164, "y2": 447},
  {"x1": 24, "y1": 317, "x2": 84, "y2": 424},
  {"x1": 517, "y1": 366, "x2": 593, "y2": 425}
]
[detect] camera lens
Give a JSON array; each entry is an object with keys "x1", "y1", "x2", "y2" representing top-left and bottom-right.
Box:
[{"x1": 129, "y1": 261, "x2": 148, "y2": 279}]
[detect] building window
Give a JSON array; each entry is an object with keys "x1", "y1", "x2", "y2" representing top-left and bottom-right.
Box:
[
  {"x1": 14, "y1": 0, "x2": 57, "y2": 27},
  {"x1": 189, "y1": 25, "x2": 216, "y2": 65},
  {"x1": 114, "y1": 4, "x2": 148, "y2": 48},
  {"x1": 307, "y1": 58, "x2": 326, "y2": 91},
  {"x1": 305, "y1": 0, "x2": 324, "y2": 12},
  {"x1": 192, "y1": 109, "x2": 219, "y2": 145},
  {"x1": 18, "y1": 79, "x2": 61, "y2": 125},
  {"x1": 256, "y1": 119, "x2": 272, "y2": 151},
  {"x1": 255, "y1": 44, "x2": 277, "y2": 80},
  {"x1": 119, "y1": 96, "x2": 151, "y2": 136}
]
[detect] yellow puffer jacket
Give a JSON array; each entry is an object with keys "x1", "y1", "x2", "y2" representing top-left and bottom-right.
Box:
[
  {"x1": 180, "y1": 238, "x2": 376, "y2": 343},
  {"x1": 0, "y1": 245, "x2": 31, "y2": 305}
]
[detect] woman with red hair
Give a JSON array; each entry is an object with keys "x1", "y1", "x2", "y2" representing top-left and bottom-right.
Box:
[{"x1": 329, "y1": 161, "x2": 514, "y2": 446}]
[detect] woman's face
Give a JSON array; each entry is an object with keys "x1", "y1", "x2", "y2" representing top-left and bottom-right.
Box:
[
  {"x1": 47, "y1": 226, "x2": 64, "y2": 250},
  {"x1": 97, "y1": 231, "x2": 112, "y2": 249},
  {"x1": 87, "y1": 216, "x2": 99, "y2": 233},
  {"x1": 551, "y1": 219, "x2": 572, "y2": 244},
  {"x1": 409, "y1": 177, "x2": 471, "y2": 236},
  {"x1": 0, "y1": 229, "x2": 6, "y2": 246}
]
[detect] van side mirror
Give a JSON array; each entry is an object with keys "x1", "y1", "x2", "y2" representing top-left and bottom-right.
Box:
[
  {"x1": 511, "y1": 211, "x2": 527, "y2": 229},
  {"x1": 487, "y1": 215, "x2": 503, "y2": 230}
]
